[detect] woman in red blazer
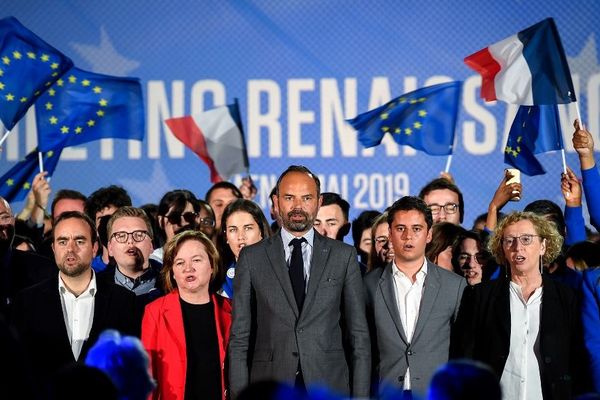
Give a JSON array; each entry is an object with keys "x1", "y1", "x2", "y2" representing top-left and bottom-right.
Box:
[{"x1": 142, "y1": 230, "x2": 231, "y2": 400}]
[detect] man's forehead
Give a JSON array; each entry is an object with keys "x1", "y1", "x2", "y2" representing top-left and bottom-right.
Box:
[
  {"x1": 392, "y1": 210, "x2": 427, "y2": 224},
  {"x1": 112, "y1": 216, "x2": 146, "y2": 229},
  {"x1": 54, "y1": 218, "x2": 92, "y2": 237},
  {"x1": 423, "y1": 188, "x2": 459, "y2": 203}
]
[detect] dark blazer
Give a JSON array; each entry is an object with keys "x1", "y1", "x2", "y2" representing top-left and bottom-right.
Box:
[
  {"x1": 228, "y1": 230, "x2": 371, "y2": 399},
  {"x1": 582, "y1": 267, "x2": 600, "y2": 392},
  {"x1": 364, "y1": 260, "x2": 466, "y2": 397},
  {"x1": 11, "y1": 273, "x2": 138, "y2": 391},
  {"x1": 454, "y1": 275, "x2": 585, "y2": 399}
]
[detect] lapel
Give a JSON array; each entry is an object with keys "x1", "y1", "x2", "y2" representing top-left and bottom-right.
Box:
[
  {"x1": 493, "y1": 277, "x2": 511, "y2": 340},
  {"x1": 378, "y1": 263, "x2": 408, "y2": 344},
  {"x1": 43, "y1": 276, "x2": 75, "y2": 360},
  {"x1": 540, "y1": 275, "x2": 559, "y2": 334},
  {"x1": 300, "y1": 232, "x2": 330, "y2": 319},
  {"x1": 163, "y1": 291, "x2": 187, "y2": 361},
  {"x1": 265, "y1": 234, "x2": 300, "y2": 318},
  {"x1": 411, "y1": 261, "x2": 441, "y2": 343}
]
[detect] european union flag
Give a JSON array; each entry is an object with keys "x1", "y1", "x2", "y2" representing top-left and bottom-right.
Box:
[
  {"x1": 0, "y1": 147, "x2": 62, "y2": 202},
  {"x1": 504, "y1": 105, "x2": 563, "y2": 176},
  {"x1": 35, "y1": 67, "x2": 144, "y2": 152},
  {"x1": 347, "y1": 81, "x2": 462, "y2": 155},
  {"x1": 0, "y1": 17, "x2": 73, "y2": 132}
]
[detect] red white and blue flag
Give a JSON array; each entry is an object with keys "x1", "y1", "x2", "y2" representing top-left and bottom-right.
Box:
[
  {"x1": 165, "y1": 100, "x2": 249, "y2": 183},
  {"x1": 464, "y1": 18, "x2": 576, "y2": 105}
]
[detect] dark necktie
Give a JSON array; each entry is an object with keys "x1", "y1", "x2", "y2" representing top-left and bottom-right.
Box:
[{"x1": 289, "y1": 237, "x2": 306, "y2": 311}]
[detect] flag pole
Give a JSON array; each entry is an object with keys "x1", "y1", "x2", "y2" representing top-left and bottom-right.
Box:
[
  {"x1": 0, "y1": 130, "x2": 12, "y2": 147},
  {"x1": 38, "y1": 152, "x2": 44, "y2": 173},
  {"x1": 444, "y1": 153, "x2": 453, "y2": 173}
]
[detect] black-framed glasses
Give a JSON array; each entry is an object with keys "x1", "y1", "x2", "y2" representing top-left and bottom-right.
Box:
[
  {"x1": 111, "y1": 230, "x2": 150, "y2": 243},
  {"x1": 502, "y1": 234, "x2": 540, "y2": 247},
  {"x1": 199, "y1": 217, "x2": 215, "y2": 227},
  {"x1": 458, "y1": 253, "x2": 486, "y2": 264},
  {"x1": 428, "y1": 203, "x2": 459, "y2": 214},
  {"x1": 165, "y1": 212, "x2": 198, "y2": 225}
]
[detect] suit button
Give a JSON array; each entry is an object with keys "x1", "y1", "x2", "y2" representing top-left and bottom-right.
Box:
[
  {"x1": 544, "y1": 356, "x2": 552, "y2": 364},
  {"x1": 298, "y1": 328, "x2": 304, "y2": 333},
  {"x1": 407, "y1": 350, "x2": 413, "y2": 356},
  {"x1": 292, "y1": 352, "x2": 299, "y2": 357}
]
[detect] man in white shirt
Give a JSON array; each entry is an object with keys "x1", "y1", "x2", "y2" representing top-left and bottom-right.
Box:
[
  {"x1": 11, "y1": 211, "x2": 137, "y2": 397},
  {"x1": 364, "y1": 196, "x2": 466, "y2": 398}
]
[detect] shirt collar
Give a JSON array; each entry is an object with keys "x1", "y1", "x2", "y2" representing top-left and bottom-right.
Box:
[
  {"x1": 392, "y1": 257, "x2": 428, "y2": 280},
  {"x1": 280, "y1": 227, "x2": 315, "y2": 247},
  {"x1": 58, "y1": 269, "x2": 97, "y2": 297},
  {"x1": 115, "y1": 264, "x2": 155, "y2": 284}
]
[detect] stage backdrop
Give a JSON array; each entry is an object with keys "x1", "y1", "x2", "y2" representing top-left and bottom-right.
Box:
[{"x1": 2, "y1": 1, "x2": 600, "y2": 229}]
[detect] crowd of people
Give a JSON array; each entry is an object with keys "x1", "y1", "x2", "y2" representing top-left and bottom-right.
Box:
[{"x1": 0, "y1": 120, "x2": 599, "y2": 399}]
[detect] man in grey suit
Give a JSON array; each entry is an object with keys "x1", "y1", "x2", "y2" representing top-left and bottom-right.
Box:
[
  {"x1": 229, "y1": 165, "x2": 371, "y2": 398},
  {"x1": 364, "y1": 196, "x2": 466, "y2": 398}
]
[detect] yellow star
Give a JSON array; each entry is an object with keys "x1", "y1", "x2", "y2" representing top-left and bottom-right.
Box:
[
  {"x1": 12, "y1": 51, "x2": 22, "y2": 60},
  {"x1": 45, "y1": 81, "x2": 52, "y2": 87},
  {"x1": 380, "y1": 113, "x2": 388, "y2": 120},
  {"x1": 87, "y1": 119, "x2": 96, "y2": 127},
  {"x1": 504, "y1": 146, "x2": 512, "y2": 154},
  {"x1": 40, "y1": 54, "x2": 49, "y2": 62},
  {"x1": 49, "y1": 116, "x2": 58, "y2": 125},
  {"x1": 47, "y1": 150, "x2": 54, "y2": 157},
  {"x1": 394, "y1": 128, "x2": 401, "y2": 134},
  {"x1": 45, "y1": 102, "x2": 53, "y2": 110},
  {"x1": 0, "y1": 82, "x2": 4, "y2": 90},
  {"x1": 516, "y1": 146, "x2": 521, "y2": 153},
  {"x1": 60, "y1": 126, "x2": 69, "y2": 134},
  {"x1": 399, "y1": 97, "x2": 407, "y2": 103},
  {"x1": 74, "y1": 126, "x2": 83, "y2": 134},
  {"x1": 381, "y1": 126, "x2": 389, "y2": 132},
  {"x1": 6, "y1": 179, "x2": 14, "y2": 186},
  {"x1": 68, "y1": 75, "x2": 77, "y2": 84},
  {"x1": 5, "y1": 93, "x2": 14, "y2": 101},
  {"x1": 27, "y1": 52, "x2": 36, "y2": 59},
  {"x1": 93, "y1": 86, "x2": 102, "y2": 94},
  {"x1": 404, "y1": 127, "x2": 412, "y2": 135},
  {"x1": 99, "y1": 98, "x2": 108, "y2": 107},
  {"x1": 50, "y1": 62, "x2": 59, "y2": 70},
  {"x1": 51, "y1": 72, "x2": 58, "y2": 77},
  {"x1": 413, "y1": 121, "x2": 422, "y2": 129},
  {"x1": 512, "y1": 150, "x2": 518, "y2": 157},
  {"x1": 409, "y1": 99, "x2": 417, "y2": 104},
  {"x1": 96, "y1": 110, "x2": 105, "y2": 117},
  {"x1": 19, "y1": 97, "x2": 27, "y2": 103},
  {"x1": 418, "y1": 97, "x2": 427, "y2": 103},
  {"x1": 23, "y1": 182, "x2": 31, "y2": 190},
  {"x1": 81, "y1": 79, "x2": 91, "y2": 87},
  {"x1": 0, "y1": 69, "x2": 3, "y2": 76},
  {"x1": 56, "y1": 79, "x2": 64, "y2": 87},
  {"x1": 2, "y1": 56, "x2": 10, "y2": 65},
  {"x1": 517, "y1": 136, "x2": 522, "y2": 143},
  {"x1": 418, "y1": 110, "x2": 427, "y2": 117},
  {"x1": 48, "y1": 88, "x2": 56, "y2": 96}
]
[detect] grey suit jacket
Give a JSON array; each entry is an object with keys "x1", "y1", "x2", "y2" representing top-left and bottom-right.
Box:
[
  {"x1": 228, "y1": 230, "x2": 371, "y2": 398},
  {"x1": 364, "y1": 260, "x2": 466, "y2": 396}
]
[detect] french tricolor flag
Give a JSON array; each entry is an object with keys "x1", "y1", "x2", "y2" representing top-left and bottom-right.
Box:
[
  {"x1": 464, "y1": 18, "x2": 576, "y2": 105},
  {"x1": 165, "y1": 101, "x2": 249, "y2": 183}
]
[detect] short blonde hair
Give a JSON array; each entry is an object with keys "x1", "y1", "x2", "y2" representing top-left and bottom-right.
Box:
[
  {"x1": 488, "y1": 211, "x2": 563, "y2": 267},
  {"x1": 161, "y1": 230, "x2": 220, "y2": 292}
]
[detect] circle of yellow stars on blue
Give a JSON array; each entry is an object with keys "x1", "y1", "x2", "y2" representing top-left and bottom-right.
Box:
[
  {"x1": 379, "y1": 96, "x2": 428, "y2": 136},
  {"x1": 0, "y1": 48, "x2": 64, "y2": 105},
  {"x1": 4, "y1": 150, "x2": 55, "y2": 191}
]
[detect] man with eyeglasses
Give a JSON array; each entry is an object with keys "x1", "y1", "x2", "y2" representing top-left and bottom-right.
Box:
[
  {"x1": 418, "y1": 178, "x2": 464, "y2": 225},
  {"x1": 100, "y1": 206, "x2": 163, "y2": 308}
]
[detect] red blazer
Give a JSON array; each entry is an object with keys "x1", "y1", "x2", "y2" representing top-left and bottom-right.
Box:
[{"x1": 142, "y1": 291, "x2": 232, "y2": 400}]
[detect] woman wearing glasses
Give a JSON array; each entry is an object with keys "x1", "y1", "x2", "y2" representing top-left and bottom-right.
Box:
[
  {"x1": 217, "y1": 199, "x2": 271, "y2": 299},
  {"x1": 151, "y1": 190, "x2": 202, "y2": 263},
  {"x1": 142, "y1": 230, "x2": 231, "y2": 400},
  {"x1": 454, "y1": 212, "x2": 585, "y2": 399}
]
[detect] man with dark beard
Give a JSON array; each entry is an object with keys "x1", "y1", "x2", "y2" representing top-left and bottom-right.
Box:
[
  {"x1": 0, "y1": 197, "x2": 55, "y2": 318},
  {"x1": 229, "y1": 165, "x2": 371, "y2": 399},
  {"x1": 99, "y1": 207, "x2": 163, "y2": 309},
  {"x1": 11, "y1": 211, "x2": 137, "y2": 397}
]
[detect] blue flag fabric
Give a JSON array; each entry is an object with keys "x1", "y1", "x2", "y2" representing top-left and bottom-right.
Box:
[
  {"x1": 504, "y1": 105, "x2": 563, "y2": 176},
  {"x1": 0, "y1": 17, "x2": 73, "y2": 132},
  {"x1": 0, "y1": 147, "x2": 62, "y2": 202},
  {"x1": 35, "y1": 67, "x2": 144, "y2": 152},
  {"x1": 347, "y1": 81, "x2": 462, "y2": 156}
]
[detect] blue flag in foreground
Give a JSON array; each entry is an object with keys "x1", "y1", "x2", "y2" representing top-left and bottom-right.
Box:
[
  {"x1": 0, "y1": 17, "x2": 73, "y2": 132},
  {"x1": 347, "y1": 81, "x2": 462, "y2": 155},
  {"x1": 0, "y1": 148, "x2": 62, "y2": 202},
  {"x1": 35, "y1": 67, "x2": 144, "y2": 152},
  {"x1": 504, "y1": 105, "x2": 563, "y2": 176}
]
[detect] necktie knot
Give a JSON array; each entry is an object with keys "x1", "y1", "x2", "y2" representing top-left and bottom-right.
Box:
[{"x1": 290, "y1": 237, "x2": 306, "y2": 249}]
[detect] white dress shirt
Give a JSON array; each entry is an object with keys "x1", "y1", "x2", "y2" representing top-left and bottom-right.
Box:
[
  {"x1": 281, "y1": 228, "x2": 314, "y2": 289},
  {"x1": 500, "y1": 281, "x2": 543, "y2": 400},
  {"x1": 58, "y1": 271, "x2": 97, "y2": 361},
  {"x1": 391, "y1": 257, "x2": 428, "y2": 390}
]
